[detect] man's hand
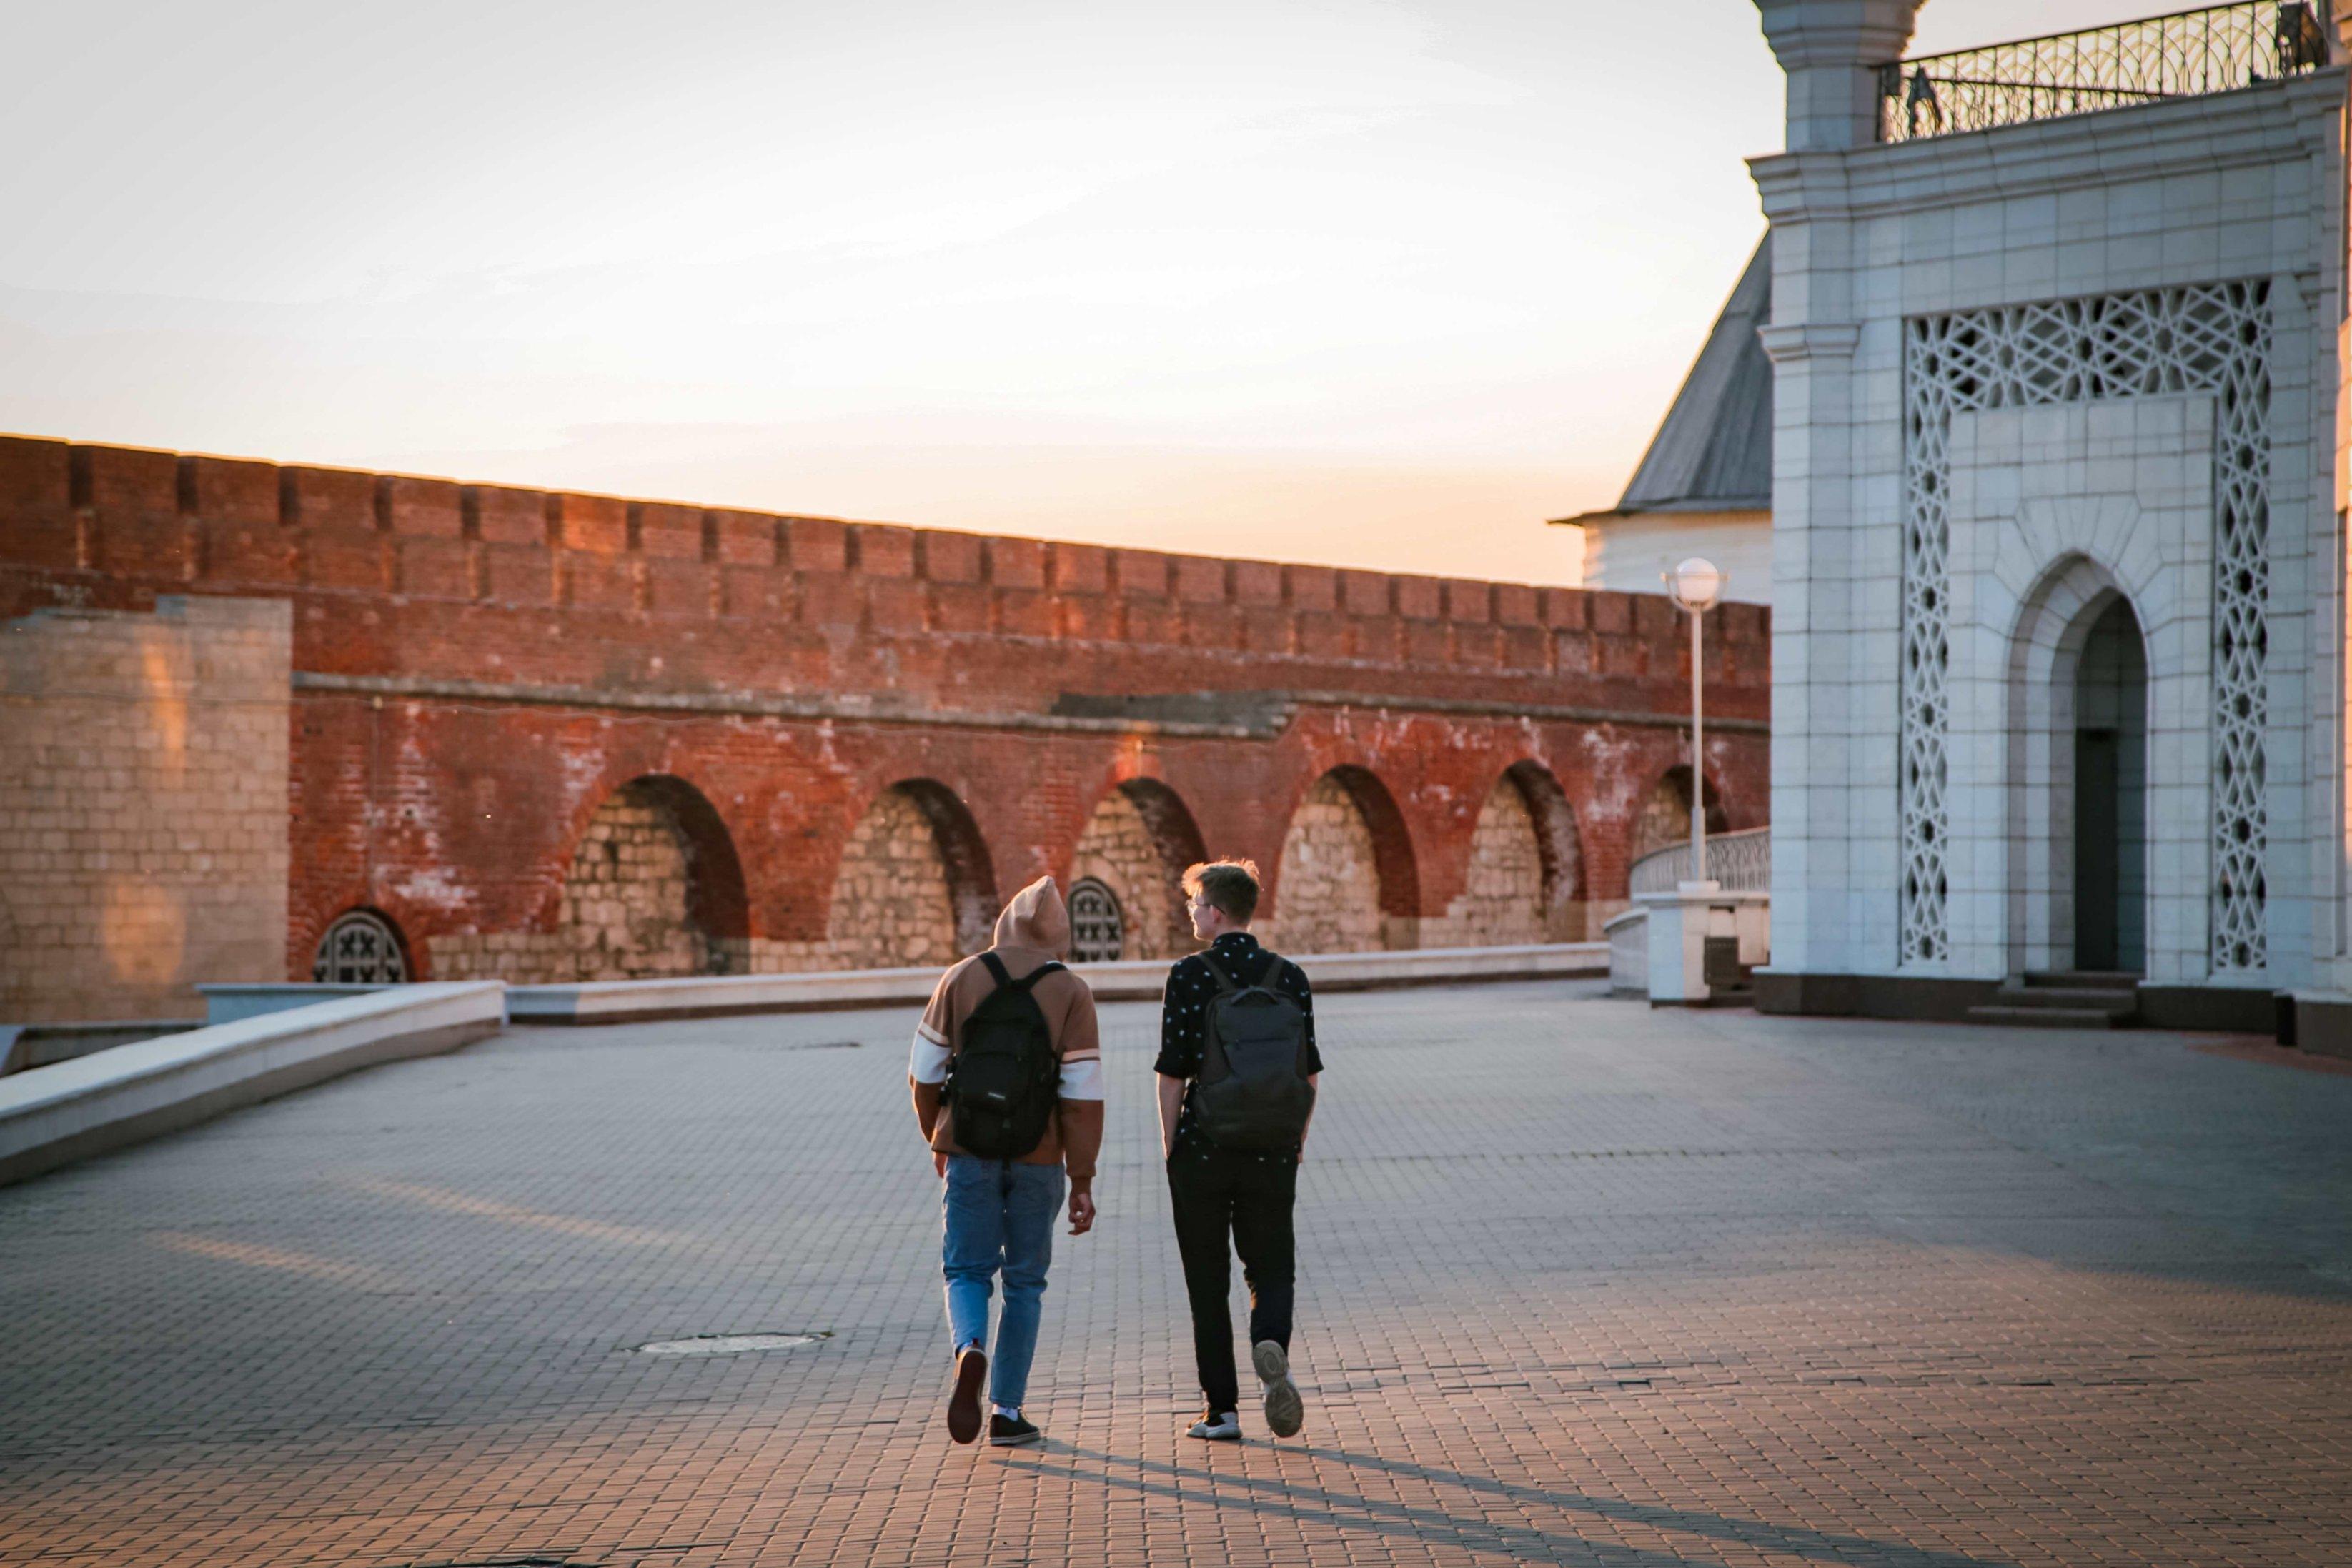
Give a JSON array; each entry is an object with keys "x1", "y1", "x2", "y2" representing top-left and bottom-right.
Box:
[
  {"x1": 933, "y1": 1150, "x2": 949, "y2": 1179},
  {"x1": 1157, "y1": 1073, "x2": 1186, "y2": 1162},
  {"x1": 1067, "y1": 1184, "x2": 1096, "y2": 1235}
]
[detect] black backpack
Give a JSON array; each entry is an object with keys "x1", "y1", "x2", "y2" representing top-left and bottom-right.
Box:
[
  {"x1": 943, "y1": 952, "x2": 1063, "y2": 1160},
  {"x1": 1192, "y1": 951, "x2": 1316, "y2": 1153}
]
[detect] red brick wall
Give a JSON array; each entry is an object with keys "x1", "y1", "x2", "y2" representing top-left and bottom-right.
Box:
[{"x1": 0, "y1": 437, "x2": 1770, "y2": 978}]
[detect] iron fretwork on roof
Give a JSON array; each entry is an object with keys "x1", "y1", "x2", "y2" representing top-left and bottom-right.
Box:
[{"x1": 1878, "y1": 1, "x2": 2328, "y2": 144}]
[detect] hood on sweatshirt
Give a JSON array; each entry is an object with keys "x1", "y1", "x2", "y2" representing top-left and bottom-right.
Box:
[{"x1": 992, "y1": 875, "x2": 1071, "y2": 956}]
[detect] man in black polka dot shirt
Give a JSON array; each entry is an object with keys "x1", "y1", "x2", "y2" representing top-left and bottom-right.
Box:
[{"x1": 1155, "y1": 858, "x2": 1321, "y2": 1442}]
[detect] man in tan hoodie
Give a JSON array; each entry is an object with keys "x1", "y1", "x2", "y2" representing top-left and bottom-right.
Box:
[{"x1": 910, "y1": 875, "x2": 1103, "y2": 1447}]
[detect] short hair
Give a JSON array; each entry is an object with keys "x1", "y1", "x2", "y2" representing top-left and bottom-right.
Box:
[{"x1": 1182, "y1": 858, "x2": 1261, "y2": 925}]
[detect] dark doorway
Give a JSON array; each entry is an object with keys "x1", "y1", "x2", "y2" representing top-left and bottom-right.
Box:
[
  {"x1": 2070, "y1": 599, "x2": 2147, "y2": 973},
  {"x1": 2073, "y1": 728, "x2": 2120, "y2": 969}
]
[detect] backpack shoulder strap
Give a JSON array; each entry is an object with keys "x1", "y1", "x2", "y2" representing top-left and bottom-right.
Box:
[
  {"x1": 1200, "y1": 951, "x2": 1241, "y2": 994},
  {"x1": 977, "y1": 951, "x2": 1013, "y2": 988},
  {"x1": 1006, "y1": 959, "x2": 1064, "y2": 994}
]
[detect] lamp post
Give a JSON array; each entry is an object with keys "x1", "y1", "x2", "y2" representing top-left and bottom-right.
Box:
[{"x1": 1664, "y1": 557, "x2": 1724, "y2": 888}]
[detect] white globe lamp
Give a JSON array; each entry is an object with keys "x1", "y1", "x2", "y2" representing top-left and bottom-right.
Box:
[
  {"x1": 1668, "y1": 557, "x2": 1724, "y2": 612},
  {"x1": 1661, "y1": 557, "x2": 1725, "y2": 885}
]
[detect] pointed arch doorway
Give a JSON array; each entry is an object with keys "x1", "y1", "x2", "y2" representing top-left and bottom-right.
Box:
[{"x1": 2005, "y1": 562, "x2": 2153, "y2": 980}]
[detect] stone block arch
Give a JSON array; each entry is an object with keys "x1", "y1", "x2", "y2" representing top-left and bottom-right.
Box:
[
  {"x1": 1429, "y1": 762, "x2": 1588, "y2": 946},
  {"x1": 1629, "y1": 763, "x2": 1731, "y2": 866},
  {"x1": 638, "y1": 775, "x2": 753, "y2": 951},
  {"x1": 1264, "y1": 765, "x2": 1421, "y2": 954},
  {"x1": 1509, "y1": 761, "x2": 1587, "y2": 939},
  {"x1": 434, "y1": 773, "x2": 750, "y2": 981},
  {"x1": 825, "y1": 778, "x2": 998, "y2": 969},
  {"x1": 1067, "y1": 777, "x2": 1209, "y2": 961}
]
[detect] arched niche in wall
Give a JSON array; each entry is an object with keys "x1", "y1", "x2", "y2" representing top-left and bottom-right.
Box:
[
  {"x1": 1267, "y1": 765, "x2": 1421, "y2": 954},
  {"x1": 1068, "y1": 777, "x2": 1210, "y2": 961},
  {"x1": 827, "y1": 778, "x2": 998, "y2": 968}
]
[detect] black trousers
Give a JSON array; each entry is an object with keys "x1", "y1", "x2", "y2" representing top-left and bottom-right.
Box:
[{"x1": 1167, "y1": 1136, "x2": 1297, "y2": 1414}]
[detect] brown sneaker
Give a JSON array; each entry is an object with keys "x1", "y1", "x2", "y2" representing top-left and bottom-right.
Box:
[{"x1": 947, "y1": 1346, "x2": 988, "y2": 1444}]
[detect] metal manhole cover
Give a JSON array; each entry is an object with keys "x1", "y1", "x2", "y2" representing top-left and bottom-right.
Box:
[{"x1": 635, "y1": 1331, "x2": 830, "y2": 1356}]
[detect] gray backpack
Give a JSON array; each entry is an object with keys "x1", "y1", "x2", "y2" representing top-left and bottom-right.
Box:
[{"x1": 1192, "y1": 952, "x2": 1316, "y2": 1152}]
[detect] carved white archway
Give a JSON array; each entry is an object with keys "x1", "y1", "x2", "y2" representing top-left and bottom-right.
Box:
[{"x1": 2001, "y1": 556, "x2": 2152, "y2": 976}]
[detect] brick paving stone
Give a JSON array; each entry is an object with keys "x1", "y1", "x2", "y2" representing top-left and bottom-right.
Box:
[{"x1": 1, "y1": 981, "x2": 2349, "y2": 1565}]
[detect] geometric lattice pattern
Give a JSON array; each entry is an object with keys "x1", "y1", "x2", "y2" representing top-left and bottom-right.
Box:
[
  {"x1": 1879, "y1": 2, "x2": 2326, "y2": 144},
  {"x1": 312, "y1": 908, "x2": 410, "y2": 984},
  {"x1": 1900, "y1": 279, "x2": 2273, "y2": 971},
  {"x1": 1066, "y1": 877, "x2": 1126, "y2": 964}
]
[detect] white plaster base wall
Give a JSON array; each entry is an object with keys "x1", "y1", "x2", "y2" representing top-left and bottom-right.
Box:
[
  {"x1": 0, "y1": 983, "x2": 507, "y2": 1186},
  {"x1": 510, "y1": 944, "x2": 1608, "y2": 1024},
  {"x1": 1605, "y1": 910, "x2": 1649, "y2": 996}
]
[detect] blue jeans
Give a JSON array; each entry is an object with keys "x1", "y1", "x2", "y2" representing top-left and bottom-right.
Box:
[{"x1": 942, "y1": 1155, "x2": 1066, "y2": 1410}]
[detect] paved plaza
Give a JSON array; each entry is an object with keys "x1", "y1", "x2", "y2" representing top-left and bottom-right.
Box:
[{"x1": 4, "y1": 982, "x2": 2351, "y2": 1567}]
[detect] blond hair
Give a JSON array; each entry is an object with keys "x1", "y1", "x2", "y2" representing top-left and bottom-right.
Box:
[{"x1": 1181, "y1": 858, "x2": 1261, "y2": 925}]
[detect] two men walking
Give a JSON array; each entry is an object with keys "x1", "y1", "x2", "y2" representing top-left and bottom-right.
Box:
[{"x1": 910, "y1": 860, "x2": 1318, "y2": 1448}]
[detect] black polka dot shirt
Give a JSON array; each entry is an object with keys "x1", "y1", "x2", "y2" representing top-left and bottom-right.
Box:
[{"x1": 1154, "y1": 931, "x2": 1322, "y2": 1162}]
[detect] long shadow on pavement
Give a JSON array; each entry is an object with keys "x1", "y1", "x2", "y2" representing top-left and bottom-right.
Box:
[{"x1": 1000, "y1": 1444, "x2": 2018, "y2": 1568}]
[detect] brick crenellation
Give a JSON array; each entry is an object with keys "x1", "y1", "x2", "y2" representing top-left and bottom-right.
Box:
[{"x1": 1, "y1": 434, "x2": 1768, "y2": 1012}]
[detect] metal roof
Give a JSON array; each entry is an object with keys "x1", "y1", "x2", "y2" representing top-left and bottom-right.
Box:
[{"x1": 1612, "y1": 233, "x2": 1772, "y2": 515}]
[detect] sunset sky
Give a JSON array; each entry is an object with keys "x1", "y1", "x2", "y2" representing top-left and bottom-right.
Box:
[{"x1": 4, "y1": 1, "x2": 2157, "y2": 585}]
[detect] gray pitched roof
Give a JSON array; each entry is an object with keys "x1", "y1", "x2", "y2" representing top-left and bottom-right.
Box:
[{"x1": 1612, "y1": 233, "x2": 1772, "y2": 515}]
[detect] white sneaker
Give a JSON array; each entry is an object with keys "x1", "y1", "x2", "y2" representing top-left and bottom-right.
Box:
[
  {"x1": 1254, "y1": 1340, "x2": 1304, "y2": 1438},
  {"x1": 1186, "y1": 1409, "x2": 1241, "y2": 1441}
]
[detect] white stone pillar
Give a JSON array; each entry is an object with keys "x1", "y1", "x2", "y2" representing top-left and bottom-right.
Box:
[
  {"x1": 1752, "y1": 0, "x2": 1925, "y2": 152},
  {"x1": 1639, "y1": 887, "x2": 1772, "y2": 1005}
]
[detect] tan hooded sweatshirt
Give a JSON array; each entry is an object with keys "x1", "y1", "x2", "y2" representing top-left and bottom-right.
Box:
[{"x1": 908, "y1": 876, "x2": 1105, "y2": 1182}]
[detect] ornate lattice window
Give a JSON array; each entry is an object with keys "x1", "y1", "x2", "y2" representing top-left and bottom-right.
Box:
[
  {"x1": 312, "y1": 910, "x2": 409, "y2": 984},
  {"x1": 1901, "y1": 280, "x2": 2272, "y2": 971},
  {"x1": 1067, "y1": 878, "x2": 1124, "y2": 963}
]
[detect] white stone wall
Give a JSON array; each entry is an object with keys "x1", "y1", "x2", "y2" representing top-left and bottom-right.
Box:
[
  {"x1": 1942, "y1": 400, "x2": 2215, "y2": 982},
  {"x1": 1582, "y1": 510, "x2": 1774, "y2": 602},
  {"x1": 0, "y1": 597, "x2": 292, "y2": 1021},
  {"x1": 1753, "y1": 45, "x2": 2348, "y2": 993}
]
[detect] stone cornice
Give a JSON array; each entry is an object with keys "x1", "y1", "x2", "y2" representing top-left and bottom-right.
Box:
[
  {"x1": 1748, "y1": 70, "x2": 2348, "y2": 222},
  {"x1": 1757, "y1": 322, "x2": 1861, "y2": 364},
  {"x1": 289, "y1": 672, "x2": 1770, "y2": 737}
]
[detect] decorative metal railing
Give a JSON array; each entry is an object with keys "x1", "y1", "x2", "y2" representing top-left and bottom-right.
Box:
[
  {"x1": 1628, "y1": 827, "x2": 1771, "y2": 896},
  {"x1": 1877, "y1": 2, "x2": 2328, "y2": 144}
]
